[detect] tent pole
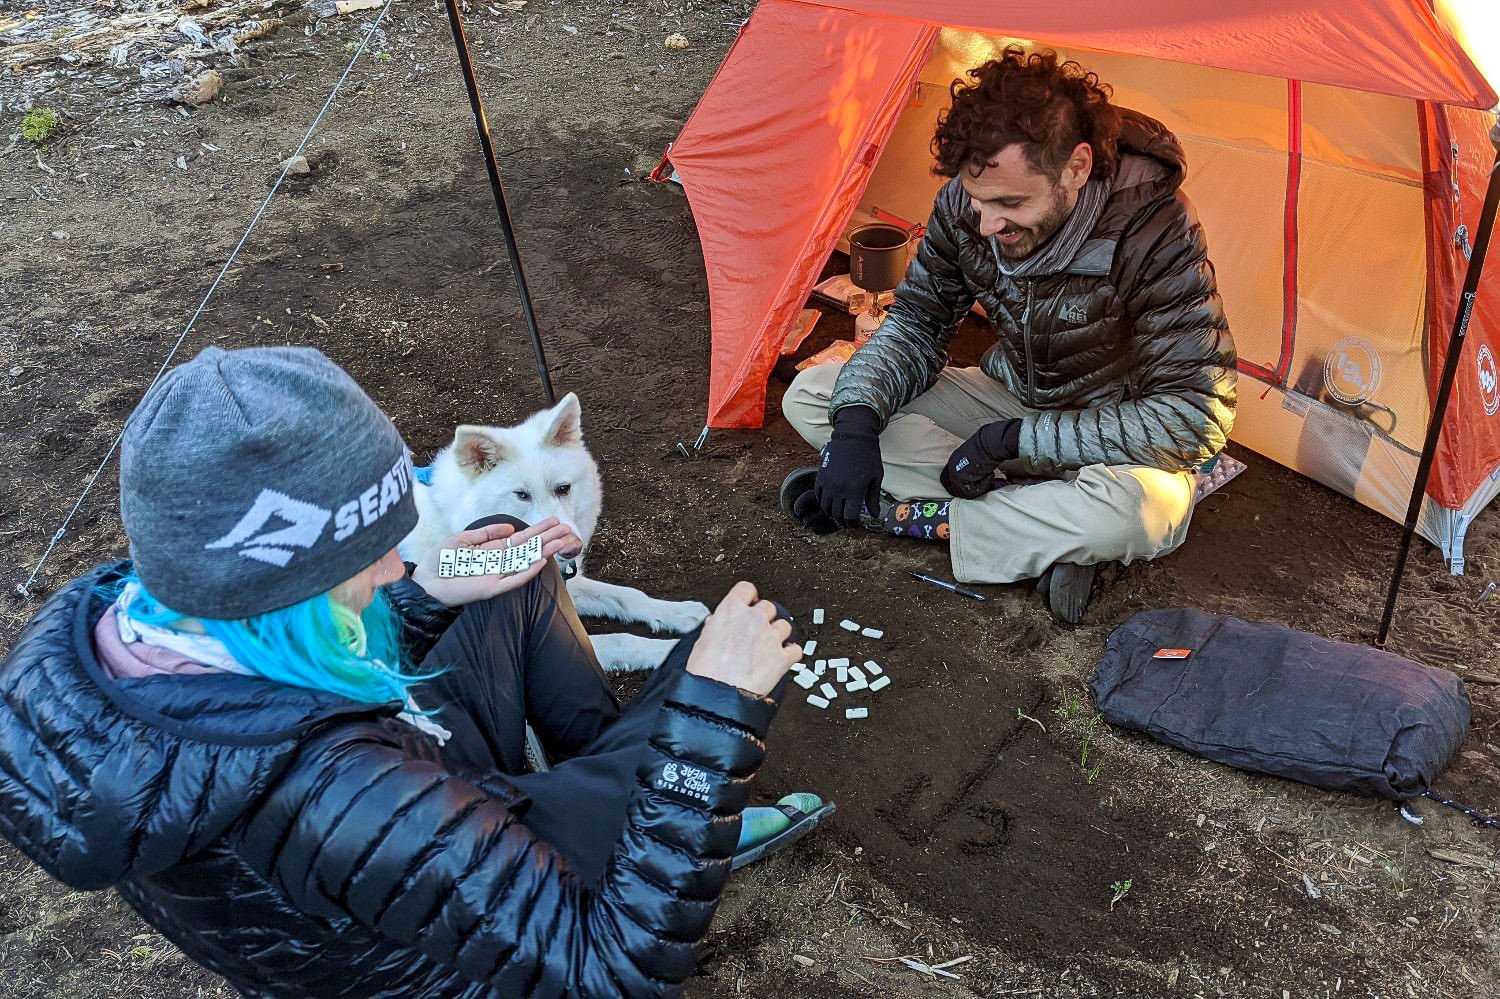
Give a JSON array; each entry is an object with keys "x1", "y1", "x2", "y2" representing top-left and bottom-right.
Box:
[
  {"x1": 1375, "y1": 120, "x2": 1500, "y2": 648},
  {"x1": 440, "y1": 0, "x2": 556, "y2": 406}
]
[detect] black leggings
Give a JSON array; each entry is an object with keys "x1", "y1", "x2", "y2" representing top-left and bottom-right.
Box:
[{"x1": 415, "y1": 517, "x2": 698, "y2": 886}]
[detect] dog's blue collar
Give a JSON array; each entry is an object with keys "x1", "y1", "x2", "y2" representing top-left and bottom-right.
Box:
[{"x1": 413, "y1": 465, "x2": 433, "y2": 486}]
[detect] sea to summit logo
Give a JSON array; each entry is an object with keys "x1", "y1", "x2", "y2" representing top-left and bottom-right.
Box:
[
  {"x1": 206, "y1": 457, "x2": 413, "y2": 567},
  {"x1": 205, "y1": 489, "x2": 332, "y2": 567},
  {"x1": 1479, "y1": 344, "x2": 1499, "y2": 417}
]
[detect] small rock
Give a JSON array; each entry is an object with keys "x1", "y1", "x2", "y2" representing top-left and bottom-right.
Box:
[
  {"x1": 562, "y1": 24, "x2": 579, "y2": 35},
  {"x1": 175, "y1": 155, "x2": 187, "y2": 170},
  {"x1": 1317, "y1": 922, "x2": 1342, "y2": 935},
  {"x1": 665, "y1": 32, "x2": 689, "y2": 49},
  {"x1": 51, "y1": 230, "x2": 69, "y2": 240},
  {"x1": 175, "y1": 69, "x2": 223, "y2": 106},
  {"x1": 280, "y1": 155, "x2": 311, "y2": 175},
  {"x1": 791, "y1": 954, "x2": 814, "y2": 968},
  {"x1": 8, "y1": 366, "x2": 23, "y2": 377}
]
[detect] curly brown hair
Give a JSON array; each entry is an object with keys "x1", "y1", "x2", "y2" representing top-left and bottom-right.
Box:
[{"x1": 933, "y1": 47, "x2": 1120, "y2": 182}]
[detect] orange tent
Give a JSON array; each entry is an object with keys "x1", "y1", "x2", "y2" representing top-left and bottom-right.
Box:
[{"x1": 655, "y1": 0, "x2": 1500, "y2": 573}]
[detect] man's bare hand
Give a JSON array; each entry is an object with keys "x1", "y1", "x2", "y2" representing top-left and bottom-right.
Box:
[{"x1": 686, "y1": 581, "x2": 800, "y2": 697}]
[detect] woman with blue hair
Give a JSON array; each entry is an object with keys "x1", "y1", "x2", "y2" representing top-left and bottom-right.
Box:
[{"x1": 0, "y1": 345, "x2": 808, "y2": 997}]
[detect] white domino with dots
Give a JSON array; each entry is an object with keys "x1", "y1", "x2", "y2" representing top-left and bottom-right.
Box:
[
  {"x1": 839, "y1": 619, "x2": 860, "y2": 632},
  {"x1": 863, "y1": 660, "x2": 882, "y2": 675},
  {"x1": 803, "y1": 639, "x2": 818, "y2": 656},
  {"x1": 793, "y1": 671, "x2": 817, "y2": 690},
  {"x1": 819, "y1": 682, "x2": 838, "y2": 700},
  {"x1": 807, "y1": 694, "x2": 830, "y2": 709},
  {"x1": 812, "y1": 608, "x2": 825, "y2": 625},
  {"x1": 861, "y1": 627, "x2": 883, "y2": 639},
  {"x1": 869, "y1": 676, "x2": 891, "y2": 692},
  {"x1": 844, "y1": 707, "x2": 868, "y2": 720},
  {"x1": 439, "y1": 535, "x2": 544, "y2": 578}
]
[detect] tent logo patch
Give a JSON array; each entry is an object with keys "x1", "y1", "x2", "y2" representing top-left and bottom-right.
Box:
[
  {"x1": 1323, "y1": 337, "x2": 1382, "y2": 406},
  {"x1": 1479, "y1": 345, "x2": 1498, "y2": 417}
]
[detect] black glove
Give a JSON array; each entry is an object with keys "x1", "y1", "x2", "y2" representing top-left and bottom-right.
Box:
[
  {"x1": 941, "y1": 419, "x2": 1022, "y2": 499},
  {"x1": 814, "y1": 405, "x2": 884, "y2": 526}
]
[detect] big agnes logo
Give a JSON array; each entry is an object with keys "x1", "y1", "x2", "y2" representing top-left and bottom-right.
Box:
[{"x1": 1479, "y1": 344, "x2": 1498, "y2": 417}]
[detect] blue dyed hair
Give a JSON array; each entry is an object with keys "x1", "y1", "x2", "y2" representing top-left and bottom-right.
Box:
[{"x1": 108, "y1": 573, "x2": 431, "y2": 706}]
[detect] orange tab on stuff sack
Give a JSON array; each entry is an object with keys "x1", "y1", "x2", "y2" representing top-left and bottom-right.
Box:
[{"x1": 1152, "y1": 648, "x2": 1193, "y2": 659}]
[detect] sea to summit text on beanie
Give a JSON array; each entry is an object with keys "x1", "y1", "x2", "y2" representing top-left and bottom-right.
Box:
[{"x1": 333, "y1": 455, "x2": 413, "y2": 542}]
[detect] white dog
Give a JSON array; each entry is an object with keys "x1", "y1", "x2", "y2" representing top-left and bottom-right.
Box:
[{"x1": 400, "y1": 392, "x2": 710, "y2": 672}]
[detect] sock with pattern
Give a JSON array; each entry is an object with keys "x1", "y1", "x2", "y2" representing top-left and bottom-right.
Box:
[{"x1": 872, "y1": 496, "x2": 951, "y2": 542}]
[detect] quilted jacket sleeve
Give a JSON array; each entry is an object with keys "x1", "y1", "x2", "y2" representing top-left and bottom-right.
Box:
[
  {"x1": 829, "y1": 188, "x2": 977, "y2": 424},
  {"x1": 384, "y1": 575, "x2": 459, "y2": 664},
  {"x1": 237, "y1": 669, "x2": 775, "y2": 997},
  {"x1": 1021, "y1": 192, "x2": 1237, "y2": 473}
]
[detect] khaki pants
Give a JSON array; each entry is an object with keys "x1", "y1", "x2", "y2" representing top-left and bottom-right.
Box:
[{"x1": 782, "y1": 364, "x2": 1197, "y2": 584}]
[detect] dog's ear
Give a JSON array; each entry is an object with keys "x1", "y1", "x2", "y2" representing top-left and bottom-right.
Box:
[
  {"x1": 452, "y1": 426, "x2": 507, "y2": 475},
  {"x1": 544, "y1": 392, "x2": 583, "y2": 448}
]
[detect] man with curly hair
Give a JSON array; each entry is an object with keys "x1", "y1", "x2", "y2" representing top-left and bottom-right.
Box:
[{"x1": 781, "y1": 48, "x2": 1237, "y2": 623}]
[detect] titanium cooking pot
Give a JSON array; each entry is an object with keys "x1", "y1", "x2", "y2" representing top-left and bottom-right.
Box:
[{"x1": 848, "y1": 223, "x2": 912, "y2": 293}]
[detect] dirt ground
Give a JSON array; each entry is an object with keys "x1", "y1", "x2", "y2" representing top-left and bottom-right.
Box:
[{"x1": 3, "y1": 2, "x2": 1499, "y2": 997}]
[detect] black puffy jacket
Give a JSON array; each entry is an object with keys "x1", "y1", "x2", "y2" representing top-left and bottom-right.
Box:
[
  {"x1": 0, "y1": 564, "x2": 776, "y2": 997},
  {"x1": 831, "y1": 110, "x2": 1237, "y2": 474}
]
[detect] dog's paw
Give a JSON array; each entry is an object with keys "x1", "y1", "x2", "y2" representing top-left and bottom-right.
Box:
[{"x1": 647, "y1": 599, "x2": 711, "y2": 634}]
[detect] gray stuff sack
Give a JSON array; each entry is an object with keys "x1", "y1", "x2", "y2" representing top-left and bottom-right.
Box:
[{"x1": 1090, "y1": 608, "x2": 1470, "y2": 800}]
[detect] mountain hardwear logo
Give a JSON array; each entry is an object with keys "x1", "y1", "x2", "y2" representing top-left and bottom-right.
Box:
[{"x1": 205, "y1": 489, "x2": 333, "y2": 566}]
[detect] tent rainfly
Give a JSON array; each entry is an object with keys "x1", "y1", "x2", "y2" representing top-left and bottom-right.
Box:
[{"x1": 653, "y1": 0, "x2": 1500, "y2": 576}]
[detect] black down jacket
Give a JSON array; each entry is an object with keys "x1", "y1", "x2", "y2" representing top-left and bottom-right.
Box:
[
  {"x1": 830, "y1": 110, "x2": 1237, "y2": 474},
  {"x1": 0, "y1": 564, "x2": 776, "y2": 997}
]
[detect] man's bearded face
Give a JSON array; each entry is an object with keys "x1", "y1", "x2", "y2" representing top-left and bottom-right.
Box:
[{"x1": 960, "y1": 143, "x2": 1088, "y2": 261}]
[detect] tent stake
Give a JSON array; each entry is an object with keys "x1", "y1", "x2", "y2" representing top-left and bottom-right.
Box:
[
  {"x1": 441, "y1": 0, "x2": 556, "y2": 406},
  {"x1": 1376, "y1": 120, "x2": 1500, "y2": 648}
]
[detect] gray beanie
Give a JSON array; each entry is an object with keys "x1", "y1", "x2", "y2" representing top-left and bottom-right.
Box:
[{"x1": 120, "y1": 345, "x2": 417, "y2": 619}]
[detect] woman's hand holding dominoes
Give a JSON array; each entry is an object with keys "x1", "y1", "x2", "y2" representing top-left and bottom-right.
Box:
[{"x1": 412, "y1": 519, "x2": 583, "y2": 607}]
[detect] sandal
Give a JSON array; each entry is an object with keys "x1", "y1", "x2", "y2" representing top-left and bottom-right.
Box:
[{"x1": 732, "y1": 792, "x2": 836, "y2": 870}]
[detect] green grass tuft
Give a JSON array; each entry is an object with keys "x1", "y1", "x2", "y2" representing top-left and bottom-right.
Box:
[{"x1": 20, "y1": 108, "x2": 61, "y2": 144}]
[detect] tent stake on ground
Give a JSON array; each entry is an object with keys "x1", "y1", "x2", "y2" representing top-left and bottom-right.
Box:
[{"x1": 441, "y1": 0, "x2": 556, "y2": 407}]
